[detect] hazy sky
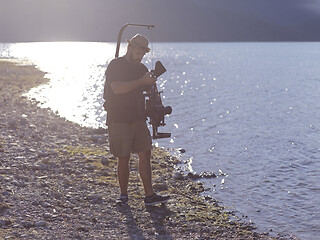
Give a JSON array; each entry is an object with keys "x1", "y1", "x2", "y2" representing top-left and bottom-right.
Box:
[{"x1": 1, "y1": 0, "x2": 320, "y2": 42}]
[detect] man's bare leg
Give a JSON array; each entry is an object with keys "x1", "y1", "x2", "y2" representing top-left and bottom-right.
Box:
[
  {"x1": 117, "y1": 156, "x2": 130, "y2": 195},
  {"x1": 137, "y1": 150, "x2": 154, "y2": 197}
]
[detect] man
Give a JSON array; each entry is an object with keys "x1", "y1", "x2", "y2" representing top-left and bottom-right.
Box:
[{"x1": 103, "y1": 34, "x2": 170, "y2": 206}]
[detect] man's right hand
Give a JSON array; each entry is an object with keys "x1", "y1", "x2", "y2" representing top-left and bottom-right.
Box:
[{"x1": 141, "y1": 72, "x2": 157, "y2": 86}]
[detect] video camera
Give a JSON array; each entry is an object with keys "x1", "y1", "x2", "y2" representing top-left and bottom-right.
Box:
[{"x1": 145, "y1": 61, "x2": 172, "y2": 139}]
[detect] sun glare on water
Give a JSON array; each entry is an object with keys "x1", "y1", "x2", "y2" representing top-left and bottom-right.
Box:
[{"x1": 10, "y1": 42, "x2": 115, "y2": 128}]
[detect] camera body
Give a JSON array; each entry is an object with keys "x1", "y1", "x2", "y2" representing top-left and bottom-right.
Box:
[{"x1": 145, "y1": 61, "x2": 172, "y2": 139}]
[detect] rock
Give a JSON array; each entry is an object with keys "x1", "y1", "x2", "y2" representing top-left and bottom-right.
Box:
[
  {"x1": 8, "y1": 120, "x2": 18, "y2": 129},
  {"x1": 50, "y1": 124, "x2": 59, "y2": 131},
  {"x1": 0, "y1": 219, "x2": 12, "y2": 226},
  {"x1": 19, "y1": 117, "x2": 28, "y2": 125},
  {"x1": 15, "y1": 175, "x2": 29, "y2": 181},
  {"x1": 90, "y1": 135, "x2": 100, "y2": 143},
  {"x1": 63, "y1": 179, "x2": 71, "y2": 186},
  {"x1": 173, "y1": 172, "x2": 185, "y2": 180},
  {"x1": 99, "y1": 169, "x2": 109, "y2": 176},
  {"x1": 187, "y1": 172, "x2": 200, "y2": 180},
  {"x1": 37, "y1": 151, "x2": 50, "y2": 157},
  {"x1": 37, "y1": 175, "x2": 48, "y2": 180},
  {"x1": 30, "y1": 164, "x2": 48, "y2": 171},
  {"x1": 0, "y1": 167, "x2": 11, "y2": 174},
  {"x1": 85, "y1": 165, "x2": 95, "y2": 171},
  {"x1": 77, "y1": 226, "x2": 89, "y2": 232},
  {"x1": 199, "y1": 171, "x2": 216, "y2": 178},
  {"x1": 79, "y1": 184, "x2": 87, "y2": 190},
  {"x1": 0, "y1": 203, "x2": 10, "y2": 212},
  {"x1": 40, "y1": 201, "x2": 52, "y2": 208},
  {"x1": 1, "y1": 191, "x2": 12, "y2": 196},
  {"x1": 87, "y1": 194, "x2": 103, "y2": 201},
  {"x1": 63, "y1": 168, "x2": 74, "y2": 175},
  {"x1": 32, "y1": 200, "x2": 40, "y2": 206},
  {"x1": 21, "y1": 220, "x2": 33, "y2": 228},
  {"x1": 43, "y1": 213, "x2": 53, "y2": 219},
  {"x1": 186, "y1": 171, "x2": 216, "y2": 180},
  {"x1": 153, "y1": 182, "x2": 169, "y2": 191},
  {"x1": 34, "y1": 221, "x2": 46, "y2": 227},
  {"x1": 15, "y1": 181, "x2": 27, "y2": 187},
  {"x1": 101, "y1": 157, "x2": 109, "y2": 166},
  {"x1": 204, "y1": 195, "x2": 213, "y2": 201},
  {"x1": 92, "y1": 127, "x2": 107, "y2": 134},
  {"x1": 178, "y1": 148, "x2": 186, "y2": 153}
]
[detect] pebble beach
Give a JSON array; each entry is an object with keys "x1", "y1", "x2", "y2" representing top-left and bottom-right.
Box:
[{"x1": 0, "y1": 60, "x2": 292, "y2": 239}]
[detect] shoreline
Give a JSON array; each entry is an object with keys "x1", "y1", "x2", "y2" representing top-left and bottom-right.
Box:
[{"x1": 0, "y1": 60, "x2": 284, "y2": 239}]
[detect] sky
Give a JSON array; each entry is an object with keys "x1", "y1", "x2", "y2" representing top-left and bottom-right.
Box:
[{"x1": 1, "y1": 0, "x2": 320, "y2": 42}]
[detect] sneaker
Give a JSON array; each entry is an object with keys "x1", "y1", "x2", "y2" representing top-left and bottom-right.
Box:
[
  {"x1": 144, "y1": 193, "x2": 170, "y2": 206},
  {"x1": 116, "y1": 194, "x2": 128, "y2": 206}
]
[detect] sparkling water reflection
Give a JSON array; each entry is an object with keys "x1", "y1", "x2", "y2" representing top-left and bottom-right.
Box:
[
  {"x1": 8, "y1": 42, "x2": 116, "y2": 128},
  {"x1": 1, "y1": 42, "x2": 320, "y2": 239}
]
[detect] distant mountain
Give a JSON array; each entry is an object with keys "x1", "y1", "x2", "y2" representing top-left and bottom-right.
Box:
[{"x1": 0, "y1": 0, "x2": 320, "y2": 42}]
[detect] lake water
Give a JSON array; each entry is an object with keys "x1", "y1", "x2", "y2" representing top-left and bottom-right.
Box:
[{"x1": 1, "y1": 42, "x2": 320, "y2": 239}]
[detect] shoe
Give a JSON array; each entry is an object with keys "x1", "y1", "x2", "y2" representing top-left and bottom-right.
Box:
[
  {"x1": 116, "y1": 194, "x2": 128, "y2": 205},
  {"x1": 144, "y1": 193, "x2": 170, "y2": 206}
]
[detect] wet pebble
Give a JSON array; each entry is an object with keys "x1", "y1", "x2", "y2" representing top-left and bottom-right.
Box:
[
  {"x1": 178, "y1": 148, "x2": 186, "y2": 153},
  {"x1": 199, "y1": 171, "x2": 216, "y2": 178},
  {"x1": 187, "y1": 171, "x2": 217, "y2": 180},
  {"x1": 187, "y1": 172, "x2": 200, "y2": 180}
]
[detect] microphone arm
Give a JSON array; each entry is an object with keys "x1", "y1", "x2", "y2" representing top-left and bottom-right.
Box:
[{"x1": 115, "y1": 23, "x2": 155, "y2": 58}]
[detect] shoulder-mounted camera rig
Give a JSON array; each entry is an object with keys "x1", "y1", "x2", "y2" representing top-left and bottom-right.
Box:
[{"x1": 146, "y1": 61, "x2": 172, "y2": 139}]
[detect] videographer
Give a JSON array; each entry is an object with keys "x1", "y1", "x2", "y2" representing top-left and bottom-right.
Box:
[{"x1": 103, "y1": 34, "x2": 170, "y2": 206}]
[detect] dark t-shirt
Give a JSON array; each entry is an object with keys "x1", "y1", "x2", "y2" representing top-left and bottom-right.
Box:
[{"x1": 103, "y1": 57, "x2": 148, "y2": 123}]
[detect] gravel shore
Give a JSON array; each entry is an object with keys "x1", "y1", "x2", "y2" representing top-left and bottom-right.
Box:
[{"x1": 0, "y1": 60, "x2": 287, "y2": 239}]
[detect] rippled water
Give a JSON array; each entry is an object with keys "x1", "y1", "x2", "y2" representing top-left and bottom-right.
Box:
[{"x1": 1, "y1": 42, "x2": 320, "y2": 239}]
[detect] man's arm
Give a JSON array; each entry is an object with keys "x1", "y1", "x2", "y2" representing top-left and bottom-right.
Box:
[{"x1": 111, "y1": 72, "x2": 156, "y2": 95}]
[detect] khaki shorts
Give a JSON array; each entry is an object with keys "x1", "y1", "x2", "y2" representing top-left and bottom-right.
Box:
[{"x1": 108, "y1": 121, "x2": 152, "y2": 157}]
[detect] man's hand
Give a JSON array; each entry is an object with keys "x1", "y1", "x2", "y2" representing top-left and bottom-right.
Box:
[{"x1": 141, "y1": 72, "x2": 157, "y2": 86}]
